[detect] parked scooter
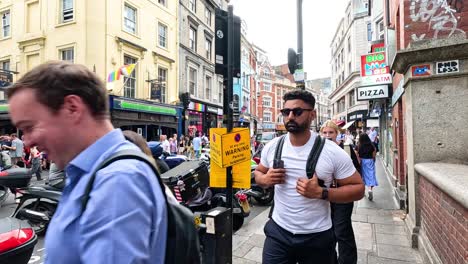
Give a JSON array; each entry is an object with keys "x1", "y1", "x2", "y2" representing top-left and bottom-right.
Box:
[
  {"x1": 245, "y1": 159, "x2": 274, "y2": 205},
  {"x1": 0, "y1": 217, "x2": 38, "y2": 264}
]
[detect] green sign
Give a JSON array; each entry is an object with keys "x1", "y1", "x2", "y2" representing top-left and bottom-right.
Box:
[
  {"x1": 0, "y1": 104, "x2": 8, "y2": 113},
  {"x1": 113, "y1": 99, "x2": 177, "y2": 116}
]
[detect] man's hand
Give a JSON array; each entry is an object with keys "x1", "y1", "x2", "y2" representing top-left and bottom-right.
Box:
[
  {"x1": 296, "y1": 174, "x2": 322, "y2": 199},
  {"x1": 254, "y1": 164, "x2": 286, "y2": 188}
]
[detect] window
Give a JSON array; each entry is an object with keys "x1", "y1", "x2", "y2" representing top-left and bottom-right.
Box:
[
  {"x1": 218, "y1": 82, "x2": 223, "y2": 103},
  {"x1": 158, "y1": 23, "x2": 167, "y2": 48},
  {"x1": 349, "y1": 89, "x2": 355, "y2": 107},
  {"x1": 367, "y1": 23, "x2": 372, "y2": 41},
  {"x1": 189, "y1": 67, "x2": 197, "y2": 96},
  {"x1": 205, "y1": 38, "x2": 212, "y2": 60},
  {"x1": 263, "y1": 112, "x2": 272, "y2": 122},
  {"x1": 277, "y1": 100, "x2": 281, "y2": 109},
  {"x1": 263, "y1": 96, "x2": 271, "y2": 107},
  {"x1": 124, "y1": 4, "x2": 137, "y2": 34},
  {"x1": 158, "y1": 0, "x2": 166, "y2": 6},
  {"x1": 205, "y1": 8, "x2": 212, "y2": 26},
  {"x1": 263, "y1": 69, "x2": 270, "y2": 78},
  {"x1": 62, "y1": 0, "x2": 74, "y2": 23},
  {"x1": 60, "y1": 48, "x2": 74, "y2": 63},
  {"x1": 158, "y1": 67, "x2": 167, "y2": 103},
  {"x1": 337, "y1": 97, "x2": 345, "y2": 113},
  {"x1": 263, "y1": 83, "x2": 271, "y2": 92},
  {"x1": 205, "y1": 76, "x2": 212, "y2": 100},
  {"x1": 376, "y1": 19, "x2": 384, "y2": 40},
  {"x1": 189, "y1": 0, "x2": 196, "y2": 12},
  {"x1": 123, "y1": 55, "x2": 137, "y2": 98},
  {"x1": 347, "y1": 36, "x2": 351, "y2": 52},
  {"x1": 1, "y1": 10, "x2": 10, "y2": 38},
  {"x1": 189, "y1": 26, "x2": 197, "y2": 51},
  {"x1": 348, "y1": 62, "x2": 352, "y2": 74},
  {"x1": 0, "y1": 60, "x2": 10, "y2": 70}
]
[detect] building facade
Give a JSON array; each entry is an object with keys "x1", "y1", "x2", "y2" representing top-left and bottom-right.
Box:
[
  {"x1": 329, "y1": 0, "x2": 370, "y2": 131},
  {"x1": 0, "y1": 0, "x2": 180, "y2": 139},
  {"x1": 178, "y1": 0, "x2": 228, "y2": 137},
  {"x1": 305, "y1": 78, "x2": 331, "y2": 130},
  {"x1": 253, "y1": 45, "x2": 276, "y2": 132}
]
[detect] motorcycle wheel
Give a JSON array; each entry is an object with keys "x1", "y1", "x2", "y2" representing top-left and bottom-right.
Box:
[
  {"x1": 253, "y1": 187, "x2": 274, "y2": 205},
  {"x1": 17, "y1": 201, "x2": 56, "y2": 236}
]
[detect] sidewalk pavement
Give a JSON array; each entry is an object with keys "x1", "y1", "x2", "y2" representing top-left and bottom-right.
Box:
[{"x1": 233, "y1": 156, "x2": 424, "y2": 264}]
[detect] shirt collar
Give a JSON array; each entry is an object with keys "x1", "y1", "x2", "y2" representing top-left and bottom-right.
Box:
[{"x1": 67, "y1": 129, "x2": 125, "y2": 175}]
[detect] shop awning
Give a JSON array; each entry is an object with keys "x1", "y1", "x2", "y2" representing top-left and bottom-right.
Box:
[{"x1": 342, "y1": 120, "x2": 355, "y2": 130}]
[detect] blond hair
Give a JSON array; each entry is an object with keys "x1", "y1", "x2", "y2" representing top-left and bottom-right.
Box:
[{"x1": 320, "y1": 120, "x2": 345, "y2": 134}]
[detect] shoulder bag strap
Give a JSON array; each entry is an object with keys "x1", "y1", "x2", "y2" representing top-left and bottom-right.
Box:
[
  {"x1": 305, "y1": 136, "x2": 326, "y2": 185},
  {"x1": 80, "y1": 149, "x2": 167, "y2": 215},
  {"x1": 268, "y1": 135, "x2": 286, "y2": 218}
]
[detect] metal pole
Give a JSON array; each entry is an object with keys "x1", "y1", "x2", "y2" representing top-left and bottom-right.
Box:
[{"x1": 296, "y1": 0, "x2": 305, "y2": 90}]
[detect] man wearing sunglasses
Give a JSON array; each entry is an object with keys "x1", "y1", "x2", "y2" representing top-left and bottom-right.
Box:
[{"x1": 254, "y1": 90, "x2": 364, "y2": 264}]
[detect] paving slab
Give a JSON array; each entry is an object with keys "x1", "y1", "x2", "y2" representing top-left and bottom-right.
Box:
[
  {"x1": 368, "y1": 215, "x2": 404, "y2": 225},
  {"x1": 377, "y1": 244, "x2": 423, "y2": 263},
  {"x1": 353, "y1": 222, "x2": 374, "y2": 251},
  {"x1": 352, "y1": 213, "x2": 369, "y2": 222},
  {"x1": 374, "y1": 223, "x2": 406, "y2": 235},
  {"x1": 368, "y1": 255, "x2": 414, "y2": 264},
  {"x1": 233, "y1": 256, "x2": 259, "y2": 264},
  {"x1": 233, "y1": 234, "x2": 249, "y2": 251},
  {"x1": 244, "y1": 234, "x2": 266, "y2": 248},
  {"x1": 376, "y1": 233, "x2": 411, "y2": 247},
  {"x1": 233, "y1": 242, "x2": 254, "y2": 258},
  {"x1": 243, "y1": 246, "x2": 263, "y2": 263}
]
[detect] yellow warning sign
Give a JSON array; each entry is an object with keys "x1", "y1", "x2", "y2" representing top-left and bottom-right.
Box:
[
  {"x1": 209, "y1": 128, "x2": 226, "y2": 168},
  {"x1": 221, "y1": 128, "x2": 251, "y2": 167},
  {"x1": 209, "y1": 160, "x2": 251, "y2": 189}
]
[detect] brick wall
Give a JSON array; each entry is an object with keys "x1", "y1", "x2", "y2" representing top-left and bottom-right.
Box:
[
  {"x1": 402, "y1": 0, "x2": 468, "y2": 48},
  {"x1": 419, "y1": 176, "x2": 468, "y2": 264}
]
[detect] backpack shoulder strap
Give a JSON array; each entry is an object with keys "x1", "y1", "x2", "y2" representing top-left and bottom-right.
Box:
[
  {"x1": 274, "y1": 135, "x2": 286, "y2": 161},
  {"x1": 81, "y1": 149, "x2": 167, "y2": 214},
  {"x1": 305, "y1": 135, "x2": 326, "y2": 182}
]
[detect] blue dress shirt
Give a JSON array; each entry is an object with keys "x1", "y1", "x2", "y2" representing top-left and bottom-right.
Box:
[{"x1": 44, "y1": 129, "x2": 167, "y2": 264}]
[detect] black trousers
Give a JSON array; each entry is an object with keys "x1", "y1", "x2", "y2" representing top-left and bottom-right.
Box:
[
  {"x1": 262, "y1": 219, "x2": 336, "y2": 264},
  {"x1": 331, "y1": 202, "x2": 357, "y2": 264}
]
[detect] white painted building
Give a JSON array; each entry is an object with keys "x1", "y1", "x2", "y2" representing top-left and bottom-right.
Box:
[{"x1": 329, "y1": 0, "x2": 370, "y2": 127}]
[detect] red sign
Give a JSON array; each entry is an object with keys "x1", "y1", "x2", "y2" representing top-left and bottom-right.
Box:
[
  {"x1": 360, "y1": 52, "x2": 389, "y2": 77},
  {"x1": 411, "y1": 64, "x2": 432, "y2": 77},
  {"x1": 371, "y1": 42, "x2": 385, "y2": 53}
]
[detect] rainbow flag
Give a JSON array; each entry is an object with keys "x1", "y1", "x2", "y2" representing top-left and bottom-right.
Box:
[{"x1": 107, "y1": 70, "x2": 121, "y2": 82}]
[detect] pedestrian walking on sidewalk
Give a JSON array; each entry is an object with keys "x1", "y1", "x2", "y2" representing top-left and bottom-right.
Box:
[
  {"x1": 254, "y1": 90, "x2": 364, "y2": 264},
  {"x1": 321, "y1": 120, "x2": 360, "y2": 264},
  {"x1": 7, "y1": 61, "x2": 167, "y2": 264},
  {"x1": 356, "y1": 133, "x2": 378, "y2": 201},
  {"x1": 29, "y1": 146, "x2": 42, "y2": 180}
]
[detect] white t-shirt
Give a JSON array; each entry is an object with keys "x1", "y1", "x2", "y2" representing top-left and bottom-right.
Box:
[{"x1": 260, "y1": 132, "x2": 356, "y2": 234}]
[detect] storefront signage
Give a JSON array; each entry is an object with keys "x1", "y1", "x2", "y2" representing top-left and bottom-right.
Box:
[
  {"x1": 113, "y1": 98, "x2": 177, "y2": 115},
  {"x1": 189, "y1": 102, "x2": 205, "y2": 112},
  {"x1": 262, "y1": 123, "x2": 275, "y2": 130},
  {"x1": 0, "y1": 71, "x2": 13, "y2": 88},
  {"x1": 360, "y1": 52, "x2": 389, "y2": 77},
  {"x1": 436, "y1": 60, "x2": 459, "y2": 74},
  {"x1": 347, "y1": 110, "x2": 368, "y2": 121},
  {"x1": 0, "y1": 104, "x2": 8, "y2": 113},
  {"x1": 357, "y1": 85, "x2": 390, "y2": 101},
  {"x1": 392, "y1": 80, "x2": 405, "y2": 107},
  {"x1": 361, "y1": 73, "x2": 392, "y2": 86},
  {"x1": 206, "y1": 106, "x2": 218, "y2": 114},
  {"x1": 371, "y1": 42, "x2": 385, "y2": 53},
  {"x1": 411, "y1": 64, "x2": 432, "y2": 77}
]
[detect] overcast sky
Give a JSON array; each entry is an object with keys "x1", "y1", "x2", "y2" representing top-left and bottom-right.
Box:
[{"x1": 229, "y1": 0, "x2": 349, "y2": 80}]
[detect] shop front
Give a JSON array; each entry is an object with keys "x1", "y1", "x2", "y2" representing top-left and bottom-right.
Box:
[
  {"x1": 187, "y1": 101, "x2": 222, "y2": 137},
  {"x1": 0, "y1": 102, "x2": 16, "y2": 134},
  {"x1": 346, "y1": 109, "x2": 368, "y2": 131},
  {"x1": 109, "y1": 95, "x2": 181, "y2": 141}
]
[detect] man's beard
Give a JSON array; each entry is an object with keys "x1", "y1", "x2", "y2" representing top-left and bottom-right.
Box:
[{"x1": 285, "y1": 120, "x2": 309, "y2": 134}]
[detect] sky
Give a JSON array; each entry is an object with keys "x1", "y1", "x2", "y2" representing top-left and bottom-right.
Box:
[{"x1": 229, "y1": 0, "x2": 349, "y2": 80}]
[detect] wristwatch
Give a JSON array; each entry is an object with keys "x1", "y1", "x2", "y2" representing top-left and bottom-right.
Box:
[{"x1": 321, "y1": 187, "x2": 329, "y2": 200}]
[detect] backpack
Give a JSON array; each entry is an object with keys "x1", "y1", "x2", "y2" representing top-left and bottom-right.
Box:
[
  {"x1": 269, "y1": 134, "x2": 327, "y2": 218},
  {"x1": 81, "y1": 149, "x2": 201, "y2": 264}
]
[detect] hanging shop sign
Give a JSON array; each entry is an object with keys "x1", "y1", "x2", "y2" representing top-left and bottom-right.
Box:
[
  {"x1": 436, "y1": 60, "x2": 459, "y2": 74},
  {"x1": 360, "y1": 52, "x2": 390, "y2": 77},
  {"x1": 0, "y1": 71, "x2": 13, "y2": 88},
  {"x1": 361, "y1": 73, "x2": 392, "y2": 86},
  {"x1": 188, "y1": 102, "x2": 206, "y2": 112},
  {"x1": 411, "y1": 64, "x2": 432, "y2": 77},
  {"x1": 357, "y1": 85, "x2": 390, "y2": 101},
  {"x1": 371, "y1": 42, "x2": 385, "y2": 53},
  {"x1": 347, "y1": 110, "x2": 368, "y2": 121}
]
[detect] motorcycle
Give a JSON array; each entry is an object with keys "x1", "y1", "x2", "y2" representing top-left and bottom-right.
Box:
[
  {"x1": 245, "y1": 159, "x2": 274, "y2": 205},
  {"x1": 0, "y1": 217, "x2": 38, "y2": 264}
]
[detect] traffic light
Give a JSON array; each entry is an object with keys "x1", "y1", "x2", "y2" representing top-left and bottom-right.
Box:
[
  {"x1": 287, "y1": 48, "x2": 298, "y2": 74},
  {"x1": 179, "y1": 92, "x2": 191, "y2": 109}
]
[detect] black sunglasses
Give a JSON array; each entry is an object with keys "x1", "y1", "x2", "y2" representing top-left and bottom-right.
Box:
[{"x1": 280, "y1": 108, "x2": 313, "y2": 117}]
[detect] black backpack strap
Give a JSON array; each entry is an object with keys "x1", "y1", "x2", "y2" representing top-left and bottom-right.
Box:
[
  {"x1": 81, "y1": 149, "x2": 167, "y2": 215},
  {"x1": 305, "y1": 135, "x2": 327, "y2": 182},
  {"x1": 268, "y1": 135, "x2": 286, "y2": 219}
]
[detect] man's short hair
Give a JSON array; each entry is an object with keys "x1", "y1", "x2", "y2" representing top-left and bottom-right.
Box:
[
  {"x1": 10, "y1": 134, "x2": 17, "y2": 138},
  {"x1": 7, "y1": 61, "x2": 109, "y2": 119},
  {"x1": 283, "y1": 89, "x2": 316, "y2": 109}
]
